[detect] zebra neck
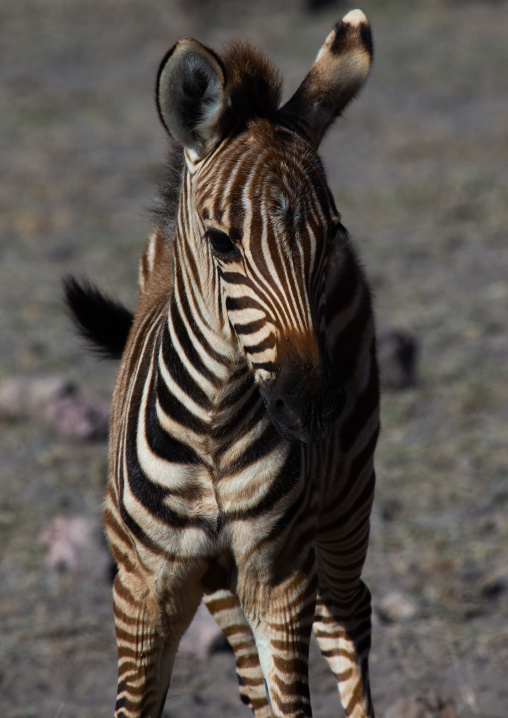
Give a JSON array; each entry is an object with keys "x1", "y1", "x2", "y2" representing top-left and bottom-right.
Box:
[
  {"x1": 169, "y1": 237, "x2": 241, "y2": 364},
  {"x1": 173, "y1": 175, "x2": 238, "y2": 359},
  {"x1": 157, "y1": 263, "x2": 262, "y2": 448}
]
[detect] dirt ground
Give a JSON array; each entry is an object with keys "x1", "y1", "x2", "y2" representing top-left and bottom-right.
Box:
[{"x1": 1, "y1": 1, "x2": 507, "y2": 716}]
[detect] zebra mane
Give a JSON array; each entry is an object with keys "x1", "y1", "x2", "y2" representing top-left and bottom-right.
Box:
[
  {"x1": 152, "y1": 139, "x2": 184, "y2": 232},
  {"x1": 220, "y1": 41, "x2": 283, "y2": 132}
]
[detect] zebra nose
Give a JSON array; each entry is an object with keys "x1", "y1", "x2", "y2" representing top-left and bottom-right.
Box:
[
  {"x1": 260, "y1": 369, "x2": 346, "y2": 443},
  {"x1": 271, "y1": 396, "x2": 302, "y2": 432}
]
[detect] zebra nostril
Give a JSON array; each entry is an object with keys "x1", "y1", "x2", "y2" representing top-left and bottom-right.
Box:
[{"x1": 272, "y1": 397, "x2": 300, "y2": 430}]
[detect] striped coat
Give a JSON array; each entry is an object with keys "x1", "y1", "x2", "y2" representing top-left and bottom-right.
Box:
[{"x1": 66, "y1": 10, "x2": 379, "y2": 718}]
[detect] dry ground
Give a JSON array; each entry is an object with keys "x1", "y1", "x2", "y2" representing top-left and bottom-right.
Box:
[{"x1": 1, "y1": 1, "x2": 507, "y2": 716}]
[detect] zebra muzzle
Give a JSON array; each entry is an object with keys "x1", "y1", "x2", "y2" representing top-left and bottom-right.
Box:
[{"x1": 260, "y1": 367, "x2": 346, "y2": 443}]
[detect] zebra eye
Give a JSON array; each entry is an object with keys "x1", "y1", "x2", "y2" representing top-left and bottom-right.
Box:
[{"x1": 205, "y1": 228, "x2": 238, "y2": 256}]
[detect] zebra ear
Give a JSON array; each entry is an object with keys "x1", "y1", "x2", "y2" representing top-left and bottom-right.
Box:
[
  {"x1": 281, "y1": 9, "x2": 373, "y2": 147},
  {"x1": 156, "y1": 38, "x2": 227, "y2": 160}
]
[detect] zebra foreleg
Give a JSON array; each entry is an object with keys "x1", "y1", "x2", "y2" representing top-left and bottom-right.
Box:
[
  {"x1": 204, "y1": 590, "x2": 272, "y2": 717},
  {"x1": 237, "y1": 554, "x2": 318, "y2": 718},
  {"x1": 112, "y1": 568, "x2": 201, "y2": 718},
  {"x1": 313, "y1": 581, "x2": 374, "y2": 718}
]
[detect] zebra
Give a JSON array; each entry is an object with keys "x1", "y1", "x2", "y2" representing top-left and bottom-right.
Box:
[{"x1": 65, "y1": 9, "x2": 379, "y2": 718}]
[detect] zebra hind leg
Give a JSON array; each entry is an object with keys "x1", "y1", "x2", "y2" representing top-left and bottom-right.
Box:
[
  {"x1": 204, "y1": 590, "x2": 272, "y2": 717},
  {"x1": 313, "y1": 581, "x2": 374, "y2": 718}
]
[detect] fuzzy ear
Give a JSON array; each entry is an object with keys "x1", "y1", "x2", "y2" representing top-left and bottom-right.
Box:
[
  {"x1": 281, "y1": 9, "x2": 373, "y2": 147},
  {"x1": 156, "y1": 38, "x2": 226, "y2": 160}
]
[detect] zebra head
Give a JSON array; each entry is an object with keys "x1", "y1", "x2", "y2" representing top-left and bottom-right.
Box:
[{"x1": 156, "y1": 11, "x2": 373, "y2": 443}]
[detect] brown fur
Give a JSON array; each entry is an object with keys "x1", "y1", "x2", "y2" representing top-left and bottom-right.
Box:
[{"x1": 220, "y1": 41, "x2": 283, "y2": 134}]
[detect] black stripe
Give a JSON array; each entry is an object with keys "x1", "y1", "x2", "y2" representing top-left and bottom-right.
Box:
[
  {"x1": 253, "y1": 361, "x2": 277, "y2": 373},
  {"x1": 226, "y1": 296, "x2": 267, "y2": 314},
  {"x1": 170, "y1": 295, "x2": 220, "y2": 386},
  {"x1": 333, "y1": 289, "x2": 372, "y2": 382},
  {"x1": 326, "y1": 246, "x2": 359, "y2": 318},
  {"x1": 225, "y1": 447, "x2": 301, "y2": 520},
  {"x1": 177, "y1": 272, "x2": 229, "y2": 365},
  {"x1": 118, "y1": 498, "x2": 165, "y2": 555},
  {"x1": 156, "y1": 367, "x2": 208, "y2": 435},
  {"x1": 220, "y1": 270, "x2": 253, "y2": 286},
  {"x1": 339, "y1": 343, "x2": 379, "y2": 452},
  {"x1": 223, "y1": 421, "x2": 281, "y2": 474},
  {"x1": 360, "y1": 23, "x2": 374, "y2": 60},
  {"x1": 234, "y1": 318, "x2": 266, "y2": 335},
  {"x1": 244, "y1": 335, "x2": 276, "y2": 355},
  {"x1": 263, "y1": 484, "x2": 307, "y2": 546},
  {"x1": 161, "y1": 323, "x2": 212, "y2": 410},
  {"x1": 146, "y1": 374, "x2": 203, "y2": 462},
  {"x1": 125, "y1": 424, "x2": 216, "y2": 534},
  {"x1": 215, "y1": 373, "x2": 255, "y2": 413},
  {"x1": 212, "y1": 398, "x2": 265, "y2": 448},
  {"x1": 318, "y1": 459, "x2": 376, "y2": 536},
  {"x1": 122, "y1": 346, "x2": 215, "y2": 536}
]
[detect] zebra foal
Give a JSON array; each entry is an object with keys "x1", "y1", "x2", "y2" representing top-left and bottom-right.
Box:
[{"x1": 66, "y1": 9, "x2": 379, "y2": 718}]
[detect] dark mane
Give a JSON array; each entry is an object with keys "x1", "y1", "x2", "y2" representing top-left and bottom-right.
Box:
[
  {"x1": 151, "y1": 139, "x2": 185, "y2": 229},
  {"x1": 220, "y1": 41, "x2": 283, "y2": 133}
]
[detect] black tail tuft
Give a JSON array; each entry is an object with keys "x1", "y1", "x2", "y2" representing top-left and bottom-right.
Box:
[{"x1": 63, "y1": 276, "x2": 134, "y2": 361}]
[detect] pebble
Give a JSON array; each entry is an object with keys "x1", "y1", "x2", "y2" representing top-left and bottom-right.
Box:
[
  {"x1": 46, "y1": 393, "x2": 109, "y2": 441},
  {"x1": 39, "y1": 515, "x2": 111, "y2": 579},
  {"x1": 0, "y1": 375, "x2": 109, "y2": 440},
  {"x1": 478, "y1": 568, "x2": 506, "y2": 598},
  {"x1": 378, "y1": 329, "x2": 418, "y2": 389},
  {"x1": 377, "y1": 590, "x2": 419, "y2": 622},
  {"x1": 0, "y1": 375, "x2": 75, "y2": 419}
]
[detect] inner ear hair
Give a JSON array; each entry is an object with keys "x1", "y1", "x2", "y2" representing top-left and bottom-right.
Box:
[{"x1": 156, "y1": 39, "x2": 226, "y2": 160}]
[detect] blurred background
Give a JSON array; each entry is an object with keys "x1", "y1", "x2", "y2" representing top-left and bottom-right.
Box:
[{"x1": 1, "y1": 1, "x2": 507, "y2": 716}]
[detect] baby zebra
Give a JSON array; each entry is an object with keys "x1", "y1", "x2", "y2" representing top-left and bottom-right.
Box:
[{"x1": 65, "y1": 10, "x2": 379, "y2": 718}]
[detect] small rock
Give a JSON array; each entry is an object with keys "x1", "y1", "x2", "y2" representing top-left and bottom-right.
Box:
[
  {"x1": 386, "y1": 694, "x2": 456, "y2": 718},
  {"x1": 0, "y1": 374, "x2": 109, "y2": 440},
  {"x1": 40, "y1": 515, "x2": 111, "y2": 580},
  {"x1": 46, "y1": 394, "x2": 109, "y2": 440},
  {"x1": 478, "y1": 568, "x2": 506, "y2": 598},
  {"x1": 378, "y1": 330, "x2": 418, "y2": 389},
  {"x1": 179, "y1": 602, "x2": 229, "y2": 659},
  {"x1": 377, "y1": 591, "x2": 419, "y2": 623},
  {"x1": 0, "y1": 375, "x2": 75, "y2": 419},
  {"x1": 380, "y1": 497, "x2": 403, "y2": 522}
]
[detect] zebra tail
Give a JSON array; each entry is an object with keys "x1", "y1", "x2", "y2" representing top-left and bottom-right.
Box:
[{"x1": 63, "y1": 276, "x2": 134, "y2": 361}]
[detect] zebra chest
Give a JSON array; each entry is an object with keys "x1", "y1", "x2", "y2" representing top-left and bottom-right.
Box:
[
  {"x1": 123, "y1": 406, "x2": 300, "y2": 539},
  {"x1": 126, "y1": 430, "x2": 220, "y2": 524}
]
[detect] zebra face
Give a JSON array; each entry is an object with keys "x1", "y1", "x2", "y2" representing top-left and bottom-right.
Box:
[
  {"x1": 156, "y1": 14, "x2": 373, "y2": 442},
  {"x1": 193, "y1": 125, "x2": 347, "y2": 443}
]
